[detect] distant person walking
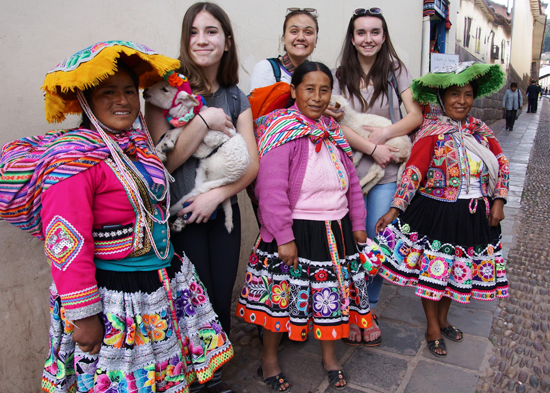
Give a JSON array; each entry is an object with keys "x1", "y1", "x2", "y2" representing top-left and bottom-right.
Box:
[
  {"x1": 527, "y1": 80, "x2": 539, "y2": 113},
  {"x1": 502, "y1": 82, "x2": 522, "y2": 131}
]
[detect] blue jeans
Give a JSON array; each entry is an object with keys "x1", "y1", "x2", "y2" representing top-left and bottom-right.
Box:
[{"x1": 364, "y1": 182, "x2": 397, "y2": 310}]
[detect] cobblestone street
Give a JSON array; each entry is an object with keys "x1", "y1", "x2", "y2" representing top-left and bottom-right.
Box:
[{"x1": 221, "y1": 99, "x2": 550, "y2": 393}]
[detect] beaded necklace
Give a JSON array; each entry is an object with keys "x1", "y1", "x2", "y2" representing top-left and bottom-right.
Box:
[{"x1": 77, "y1": 90, "x2": 172, "y2": 260}]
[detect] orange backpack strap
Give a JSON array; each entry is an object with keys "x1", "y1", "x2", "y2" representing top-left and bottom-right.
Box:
[{"x1": 248, "y1": 82, "x2": 291, "y2": 120}]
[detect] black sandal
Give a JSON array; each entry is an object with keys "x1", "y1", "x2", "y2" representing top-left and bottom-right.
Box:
[
  {"x1": 326, "y1": 369, "x2": 349, "y2": 390},
  {"x1": 426, "y1": 337, "x2": 447, "y2": 358},
  {"x1": 440, "y1": 325, "x2": 463, "y2": 342},
  {"x1": 257, "y1": 366, "x2": 291, "y2": 391}
]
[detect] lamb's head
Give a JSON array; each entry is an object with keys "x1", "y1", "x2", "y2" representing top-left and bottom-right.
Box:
[
  {"x1": 143, "y1": 80, "x2": 178, "y2": 110},
  {"x1": 143, "y1": 80, "x2": 201, "y2": 119},
  {"x1": 330, "y1": 95, "x2": 352, "y2": 113}
]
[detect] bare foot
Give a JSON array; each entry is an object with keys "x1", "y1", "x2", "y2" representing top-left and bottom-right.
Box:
[
  {"x1": 362, "y1": 316, "x2": 381, "y2": 343},
  {"x1": 347, "y1": 324, "x2": 362, "y2": 343}
]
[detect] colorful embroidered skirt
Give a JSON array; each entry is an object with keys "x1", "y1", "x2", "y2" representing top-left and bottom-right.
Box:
[
  {"x1": 377, "y1": 195, "x2": 509, "y2": 303},
  {"x1": 236, "y1": 216, "x2": 373, "y2": 341},
  {"x1": 42, "y1": 254, "x2": 233, "y2": 393}
]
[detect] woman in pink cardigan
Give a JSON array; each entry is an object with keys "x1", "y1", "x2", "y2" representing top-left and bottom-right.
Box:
[{"x1": 236, "y1": 62, "x2": 384, "y2": 391}]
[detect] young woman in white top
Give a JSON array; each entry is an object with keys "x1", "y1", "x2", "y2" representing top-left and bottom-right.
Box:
[{"x1": 249, "y1": 8, "x2": 318, "y2": 91}]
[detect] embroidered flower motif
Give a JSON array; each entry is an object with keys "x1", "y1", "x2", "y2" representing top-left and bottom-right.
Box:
[
  {"x1": 401, "y1": 223, "x2": 411, "y2": 234},
  {"x1": 405, "y1": 250, "x2": 420, "y2": 269},
  {"x1": 410, "y1": 232, "x2": 419, "y2": 242},
  {"x1": 444, "y1": 188, "x2": 458, "y2": 199},
  {"x1": 296, "y1": 289, "x2": 309, "y2": 312},
  {"x1": 313, "y1": 288, "x2": 340, "y2": 317},
  {"x1": 432, "y1": 240, "x2": 442, "y2": 250},
  {"x1": 249, "y1": 254, "x2": 259, "y2": 266},
  {"x1": 176, "y1": 289, "x2": 195, "y2": 318},
  {"x1": 487, "y1": 245, "x2": 494, "y2": 255},
  {"x1": 271, "y1": 281, "x2": 290, "y2": 309},
  {"x1": 428, "y1": 258, "x2": 449, "y2": 281},
  {"x1": 350, "y1": 259, "x2": 359, "y2": 272},
  {"x1": 452, "y1": 260, "x2": 470, "y2": 284},
  {"x1": 432, "y1": 188, "x2": 444, "y2": 197},
  {"x1": 126, "y1": 317, "x2": 136, "y2": 346},
  {"x1": 314, "y1": 269, "x2": 329, "y2": 281},
  {"x1": 379, "y1": 227, "x2": 396, "y2": 249},
  {"x1": 467, "y1": 247, "x2": 475, "y2": 257},
  {"x1": 478, "y1": 260, "x2": 495, "y2": 282},
  {"x1": 455, "y1": 247, "x2": 464, "y2": 257},
  {"x1": 449, "y1": 177, "x2": 460, "y2": 187},
  {"x1": 280, "y1": 263, "x2": 290, "y2": 273},
  {"x1": 189, "y1": 282, "x2": 207, "y2": 306},
  {"x1": 290, "y1": 265, "x2": 302, "y2": 278},
  {"x1": 143, "y1": 313, "x2": 168, "y2": 342},
  {"x1": 449, "y1": 166, "x2": 460, "y2": 177}
]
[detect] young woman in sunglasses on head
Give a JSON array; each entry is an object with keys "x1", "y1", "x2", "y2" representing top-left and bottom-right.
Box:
[
  {"x1": 249, "y1": 8, "x2": 318, "y2": 90},
  {"x1": 326, "y1": 7, "x2": 423, "y2": 347}
]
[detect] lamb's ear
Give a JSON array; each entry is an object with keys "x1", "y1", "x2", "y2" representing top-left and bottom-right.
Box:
[{"x1": 174, "y1": 92, "x2": 199, "y2": 106}]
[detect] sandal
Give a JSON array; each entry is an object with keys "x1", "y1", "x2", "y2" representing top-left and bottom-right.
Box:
[
  {"x1": 326, "y1": 368, "x2": 349, "y2": 390},
  {"x1": 362, "y1": 314, "x2": 382, "y2": 347},
  {"x1": 342, "y1": 324, "x2": 362, "y2": 346},
  {"x1": 257, "y1": 366, "x2": 291, "y2": 392},
  {"x1": 440, "y1": 325, "x2": 463, "y2": 342},
  {"x1": 426, "y1": 337, "x2": 447, "y2": 358}
]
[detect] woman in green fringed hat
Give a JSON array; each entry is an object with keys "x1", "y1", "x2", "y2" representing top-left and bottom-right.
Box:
[
  {"x1": 374, "y1": 62, "x2": 510, "y2": 358},
  {"x1": 0, "y1": 41, "x2": 233, "y2": 392}
]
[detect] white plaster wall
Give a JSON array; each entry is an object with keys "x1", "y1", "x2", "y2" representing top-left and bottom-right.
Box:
[
  {"x1": 511, "y1": 0, "x2": 535, "y2": 78},
  {"x1": 0, "y1": 1, "x2": 422, "y2": 390},
  {"x1": 456, "y1": 0, "x2": 511, "y2": 68}
]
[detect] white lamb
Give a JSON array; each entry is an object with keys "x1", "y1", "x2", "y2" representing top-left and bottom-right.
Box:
[
  {"x1": 331, "y1": 95, "x2": 412, "y2": 194},
  {"x1": 143, "y1": 79, "x2": 249, "y2": 233}
]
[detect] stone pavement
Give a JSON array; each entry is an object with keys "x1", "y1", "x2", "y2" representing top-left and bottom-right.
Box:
[{"x1": 222, "y1": 101, "x2": 546, "y2": 393}]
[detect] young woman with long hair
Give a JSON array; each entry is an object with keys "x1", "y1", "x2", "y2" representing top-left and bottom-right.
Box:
[
  {"x1": 146, "y1": 3, "x2": 259, "y2": 392},
  {"x1": 327, "y1": 8, "x2": 423, "y2": 346}
]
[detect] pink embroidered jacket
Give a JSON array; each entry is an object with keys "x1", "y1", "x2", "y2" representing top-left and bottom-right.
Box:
[
  {"x1": 41, "y1": 160, "x2": 169, "y2": 321},
  {"x1": 392, "y1": 117, "x2": 509, "y2": 212}
]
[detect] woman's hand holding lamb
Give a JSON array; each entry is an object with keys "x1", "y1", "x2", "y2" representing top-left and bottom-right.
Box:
[{"x1": 200, "y1": 107, "x2": 235, "y2": 137}]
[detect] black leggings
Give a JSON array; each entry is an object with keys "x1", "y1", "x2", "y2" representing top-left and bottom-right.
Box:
[{"x1": 171, "y1": 203, "x2": 241, "y2": 334}]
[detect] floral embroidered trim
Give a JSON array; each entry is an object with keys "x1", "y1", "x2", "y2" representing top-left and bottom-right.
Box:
[
  {"x1": 45, "y1": 215, "x2": 84, "y2": 271},
  {"x1": 392, "y1": 166, "x2": 422, "y2": 212}
]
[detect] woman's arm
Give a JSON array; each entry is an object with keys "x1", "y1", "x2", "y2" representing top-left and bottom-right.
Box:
[
  {"x1": 341, "y1": 124, "x2": 399, "y2": 168},
  {"x1": 180, "y1": 108, "x2": 260, "y2": 223},
  {"x1": 144, "y1": 102, "x2": 234, "y2": 174},
  {"x1": 365, "y1": 88, "x2": 423, "y2": 144}
]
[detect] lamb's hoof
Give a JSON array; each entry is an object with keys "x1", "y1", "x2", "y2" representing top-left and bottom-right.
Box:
[{"x1": 170, "y1": 217, "x2": 186, "y2": 232}]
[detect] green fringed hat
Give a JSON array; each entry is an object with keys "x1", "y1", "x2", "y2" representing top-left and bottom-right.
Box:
[{"x1": 411, "y1": 61, "x2": 505, "y2": 104}]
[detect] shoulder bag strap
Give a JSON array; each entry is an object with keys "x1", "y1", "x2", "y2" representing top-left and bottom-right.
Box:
[{"x1": 267, "y1": 58, "x2": 282, "y2": 83}]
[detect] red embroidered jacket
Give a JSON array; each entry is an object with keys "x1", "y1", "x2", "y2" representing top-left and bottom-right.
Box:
[{"x1": 392, "y1": 116, "x2": 509, "y2": 212}]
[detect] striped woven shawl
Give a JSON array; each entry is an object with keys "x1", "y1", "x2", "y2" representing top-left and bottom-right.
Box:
[{"x1": 0, "y1": 128, "x2": 165, "y2": 240}]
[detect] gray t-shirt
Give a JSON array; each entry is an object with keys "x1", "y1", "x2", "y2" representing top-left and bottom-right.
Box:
[
  {"x1": 170, "y1": 85, "x2": 251, "y2": 206},
  {"x1": 332, "y1": 64, "x2": 413, "y2": 184}
]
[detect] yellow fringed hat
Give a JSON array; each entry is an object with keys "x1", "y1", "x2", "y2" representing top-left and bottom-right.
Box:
[{"x1": 41, "y1": 41, "x2": 180, "y2": 123}]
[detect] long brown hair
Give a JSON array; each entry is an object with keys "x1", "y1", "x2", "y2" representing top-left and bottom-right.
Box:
[
  {"x1": 336, "y1": 13, "x2": 403, "y2": 112},
  {"x1": 178, "y1": 2, "x2": 239, "y2": 95}
]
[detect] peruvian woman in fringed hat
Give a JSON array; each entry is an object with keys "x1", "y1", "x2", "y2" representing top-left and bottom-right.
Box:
[
  {"x1": 375, "y1": 62, "x2": 510, "y2": 358},
  {"x1": 0, "y1": 41, "x2": 232, "y2": 392}
]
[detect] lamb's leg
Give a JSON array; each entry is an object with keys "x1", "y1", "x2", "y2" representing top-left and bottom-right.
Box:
[
  {"x1": 222, "y1": 198, "x2": 233, "y2": 233},
  {"x1": 359, "y1": 165, "x2": 385, "y2": 194},
  {"x1": 353, "y1": 151, "x2": 363, "y2": 166}
]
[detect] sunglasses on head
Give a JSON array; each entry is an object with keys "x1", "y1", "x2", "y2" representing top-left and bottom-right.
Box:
[
  {"x1": 354, "y1": 7, "x2": 383, "y2": 16},
  {"x1": 287, "y1": 7, "x2": 318, "y2": 16}
]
